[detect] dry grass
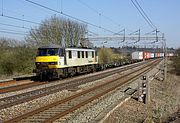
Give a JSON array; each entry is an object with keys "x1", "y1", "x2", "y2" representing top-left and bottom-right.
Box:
[
  {"x1": 103, "y1": 61, "x2": 180, "y2": 123},
  {"x1": 150, "y1": 73, "x2": 180, "y2": 122}
]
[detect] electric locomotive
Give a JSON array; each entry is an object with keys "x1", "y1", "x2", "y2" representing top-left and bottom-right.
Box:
[{"x1": 34, "y1": 44, "x2": 98, "y2": 80}]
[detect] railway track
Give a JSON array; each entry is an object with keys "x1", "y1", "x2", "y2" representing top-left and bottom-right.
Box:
[
  {"x1": 0, "y1": 75, "x2": 35, "y2": 88},
  {"x1": 0, "y1": 60, "x2": 153, "y2": 110},
  {"x1": 0, "y1": 81, "x2": 47, "y2": 94},
  {"x1": 4, "y1": 60, "x2": 160, "y2": 123},
  {"x1": 0, "y1": 79, "x2": 33, "y2": 88},
  {"x1": 0, "y1": 61, "x2": 145, "y2": 94},
  {"x1": 0, "y1": 80, "x2": 16, "y2": 87}
]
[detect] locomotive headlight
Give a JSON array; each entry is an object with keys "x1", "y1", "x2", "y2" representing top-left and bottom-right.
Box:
[{"x1": 36, "y1": 62, "x2": 41, "y2": 65}]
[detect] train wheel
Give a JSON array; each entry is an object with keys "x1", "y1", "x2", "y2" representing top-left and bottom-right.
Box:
[
  {"x1": 58, "y1": 75, "x2": 63, "y2": 80},
  {"x1": 47, "y1": 73, "x2": 53, "y2": 80},
  {"x1": 39, "y1": 73, "x2": 43, "y2": 81}
]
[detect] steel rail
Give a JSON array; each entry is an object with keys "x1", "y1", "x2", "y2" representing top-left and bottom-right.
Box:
[
  {"x1": 4, "y1": 60, "x2": 160, "y2": 123},
  {"x1": 0, "y1": 81, "x2": 47, "y2": 94},
  {"x1": 44, "y1": 60, "x2": 160, "y2": 123},
  {"x1": 0, "y1": 60, "x2": 151, "y2": 110}
]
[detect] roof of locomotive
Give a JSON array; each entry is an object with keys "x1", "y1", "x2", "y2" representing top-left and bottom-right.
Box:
[
  {"x1": 66, "y1": 46, "x2": 95, "y2": 50},
  {"x1": 38, "y1": 44, "x2": 95, "y2": 50}
]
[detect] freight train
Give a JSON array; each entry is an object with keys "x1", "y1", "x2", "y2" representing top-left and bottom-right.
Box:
[
  {"x1": 132, "y1": 51, "x2": 164, "y2": 60},
  {"x1": 34, "y1": 45, "x2": 169, "y2": 80}
]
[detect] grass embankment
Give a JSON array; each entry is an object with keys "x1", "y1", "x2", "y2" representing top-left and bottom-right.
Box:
[{"x1": 103, "y1": 60, "x2": 180, "y2": 123}]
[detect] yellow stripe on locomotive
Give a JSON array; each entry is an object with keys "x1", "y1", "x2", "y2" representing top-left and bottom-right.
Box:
[{"x1": 35, "y1": 56, "x2": 60, "y2": 69}]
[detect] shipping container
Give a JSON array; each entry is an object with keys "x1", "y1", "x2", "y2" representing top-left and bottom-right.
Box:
[
  {"x1": 150, "y1": 53, "x2": 155, "y2": 58},
  {"x1": 166, "y1": 53, "x2": 174, "y2": 57},
  {"x1": 155, "y1": 53, "x2": 160, "y2": 58},
  {"x1": 157, "y1": 53, "x2": 160, "y2": 57},
  {"x1": 132, "y1": 51, "x2": 143, "y2": 60},
  {"x1": 144, "y1": 52, "x2": 150, "y2": 59},
  {"x1": 160, "y1": 53, "x2": 164, "y2": 57},
  {"x1": 169, "y1": 53, "x2": 174, "y2": 56}
]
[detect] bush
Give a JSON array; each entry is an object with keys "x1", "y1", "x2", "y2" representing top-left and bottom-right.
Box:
[
  {"x1": 13, "y1": 47, "x2": 36, "y2": 74},
  {"x1": 0, "y1": 45, "x2": 36, "y2": 75},
  {"x1": 98, "y1": 48, "x2": 113, "y2": 64},
  {"x1": 97, "y1": 48, "x2": 123, "y2": 64},
  {"x1": 0, "y1": 50, "x2": 16, "y2": 75}
]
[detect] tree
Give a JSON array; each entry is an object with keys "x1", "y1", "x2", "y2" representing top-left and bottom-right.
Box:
[
  {"x1": 26, "y1": 15, "x2": 87, "y2": 47},
  {"x1": 98, "y1": 48, "x2": 114, "y2": 64}
]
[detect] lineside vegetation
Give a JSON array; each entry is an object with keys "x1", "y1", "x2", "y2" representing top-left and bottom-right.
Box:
[
  {"x1": 0, "y1": 38, "x2": 36, "y2": 76},
  {"x1": 0, "y1": 39, "x2": 124, "y2": 77},
  {"x1": 0, "y1": 15, "x2": 87, "y2": 77},
  {"x1": 97, "y1": 48, "x2": 124, "y2": 64},
  {"x1": 0, "y1": 16, "x2": 124, "y2": 78},
  {"x1": 172, "y1": 48, "x2": 180, "y2": 75}
]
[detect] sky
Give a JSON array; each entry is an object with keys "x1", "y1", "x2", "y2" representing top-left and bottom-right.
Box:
[{"x1": 0, "y1": 0, "x2": 179, "y2": 48}]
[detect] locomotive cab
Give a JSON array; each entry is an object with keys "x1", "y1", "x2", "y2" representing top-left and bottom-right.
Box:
[
  {"x1": 34, "y1": 45, "x2": 65, "y2": 80},
  {"x1": 35, "y1": 46, "x2": 65, "y2": 69}
]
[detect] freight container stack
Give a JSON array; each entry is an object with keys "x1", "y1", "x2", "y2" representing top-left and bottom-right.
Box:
[
  {"x1": 154, "y1": 53, "x2": 160, "y2": 58},
  {"x1": 157, "y1": 53, "x2": 160, "y2": 58},
  {"x1": 132, "y1": 51, "x2": 174, "y2": 60},
  {"x1": 170, "y1": 53, "x2": 174, "y2": 56},
  {"x1": 167, "y1": 53, "x2": 174, "y2": 57},
  {"x1": 144, "y1": 52, "x2": 151, "y2": 59},
  {"x1": 150, "y1": 53, "x2": 155, "y2": 59},
  {"x1": 160, "y1": 53, "x2": 164, "y2": 57},
  {"x1": 132, "y1": 51, "x2": 143, "y2": 60}
]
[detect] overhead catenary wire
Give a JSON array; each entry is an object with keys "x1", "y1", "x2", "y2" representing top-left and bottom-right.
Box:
[
  {"x1": 134, "y1": 0, "x2": 157, "y2": 29},
  {"x1": 114, "y1": 29, "x2": 125, "y2": 35},
  {"x1": 0, "y1": 7, "x2": 31, "y2": 17},
  {"x1": 0, "y1": 28, "x2": 28, "y2": 34},
  {"x1": 77, "y1": 0, "x2": 116, "y2": 29},
  {"x1": 129, "y1": 29, "x2": 140, "y2": 35},
  {"x1": 0, "y1": 18, "x2": 99, "y2": 37},
  {"x1": 86, "y1": 30, "x2": 98, "y2": 36},
  {"x1": 76, "y1": 0, "x2": 99, "y2": 15},
  {"x1": 76, "y1": 0, "x2": 142, "y2": 45},
  {"x1": 0, "y1": 14, "x2": 77, "y2": 31},
  {"x1": 130, "y1": 0, "x2": 156, "y2": 30},
  {"x1": 1, "y1": 14, "x2": 39, "y2": 25},
  {"x1": 3, "y1": 0, "x2": 156, "y2": 35},
  {"x1": 144, "y1": 29, "x2": 156, "y2": 35},
  {"x1": 24, "y1": 0, "x2": 116, "y2": 34},
  {"x1": 0, "y1": 22, "x2": 30, "y2": 30},
  {"x1": 76, "y1": 0, "x2": 134, "y2": 33},
  {"x1": 0, "y1": 0, "x2": 163, "y2": 46},
  {"x1": 0, "y1": 30, "x2": 27, "y2": 35}
]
